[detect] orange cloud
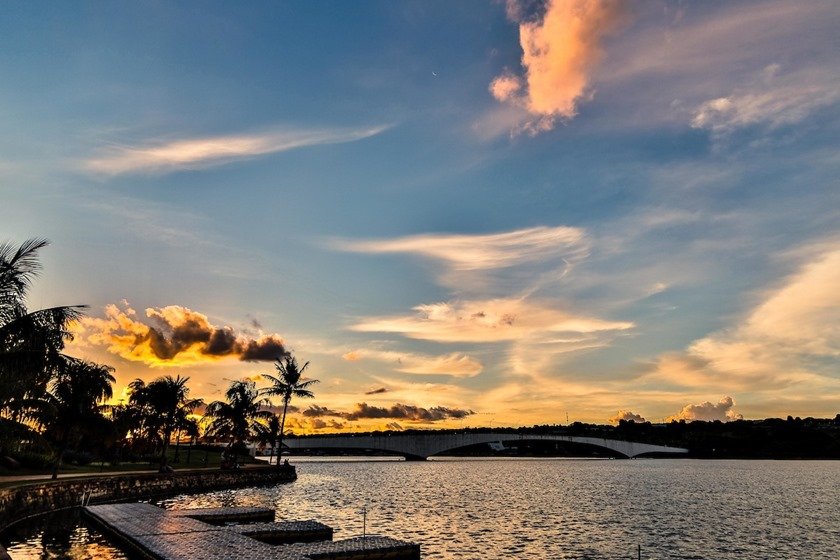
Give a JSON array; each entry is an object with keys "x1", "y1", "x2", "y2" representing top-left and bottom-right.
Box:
[
  {"x1": 609, "y1": 410, "x2": 646, "y2": 424},
  {"x1": 74, "y1": 302, "x2": 286, "y2": 366},
  {"x1": 492, "y1": 0, "x2": 630, "y2": 132},
  {"x1": 666, "y1": 396, "x2": 743, "y2": 422}
]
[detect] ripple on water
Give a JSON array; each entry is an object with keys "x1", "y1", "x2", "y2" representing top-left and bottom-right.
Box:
[{"x1": 3, "y1": 459, "x2": 839, "y2": 559}]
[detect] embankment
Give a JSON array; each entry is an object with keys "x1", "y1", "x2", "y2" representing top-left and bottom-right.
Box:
[{"x1": 0, "y1": 465, "x2": 295, "y2": 531}]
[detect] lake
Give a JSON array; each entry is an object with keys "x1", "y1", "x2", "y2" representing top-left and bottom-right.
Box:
[{"x1": 3, "y1": 458, "x2": 839, "y2": 559}]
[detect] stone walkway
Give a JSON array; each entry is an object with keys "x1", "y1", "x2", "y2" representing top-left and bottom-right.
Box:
[{"x1": 84, "y1": 503, "x2": 420, "y2": 560}]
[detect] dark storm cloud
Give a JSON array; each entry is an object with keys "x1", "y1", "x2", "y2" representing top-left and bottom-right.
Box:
[
  {"x1": 342, "y1": 402, "x2": 474, "y2": 422},
  {"x1": 81, "y1": 303, "x2": 288, "y2": 365},
  {"x1": 302, "y1": 405, "x2": 344, "y2": 418}
]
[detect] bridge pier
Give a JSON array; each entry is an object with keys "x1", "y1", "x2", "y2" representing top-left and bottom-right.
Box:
[{"x1": 402, "y1": 454, "x2": 427, "y2": 461}]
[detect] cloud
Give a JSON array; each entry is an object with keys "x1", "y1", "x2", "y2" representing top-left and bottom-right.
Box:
[
  {"x1": 342, "y1": 348, "x2": 483, "y2": 377},
  {"x1": 84, "y1": 125, "x2": 388, "y2": 175},
  {"x1": 334, "y1": 223, "x2": 631, "y2": 384},
  {"x1": 691, "y1": 64, "x2": 840, "y2": 136},
  {"x1": 365, "y1": 387, "x2": 389, "y2": 395},
  {"x1": 351, "y1": 297, "x2": 632, "y2": 344},
  {"x1": 342, "y1": 350, "x2": 363, "y2": 361},
  {"x1": 331, "y1": 225, "x2": 587, "y2": 272},
  {"x1": 74, "y1": 302, "x2": 287, "y2": 366},
  {"x1": 342, "y1": 402, "x2": 474, "y2": 422},
  {"x1": 292, "y1": 400, "x2": 473, "y2": 424},
  {"x1": 331, "y1": 225, "x2": 589, "y2": 296},
  {"x1": 286, "y1": 417, "x2": 346, "y2": 432},
  {"x1": 491, "y1": 0, "x2": 631, "y2": 132},
  {"x1": 643, "y1": 245, "x2": 840, "y2": 393},
  {"x1": 666, "y1": 396, "x2": 743, "y2": 422},
  {"x1": 302, "y1": 405, "x2": 344, "y2": 418},
  {"x1": 609, "y1": 410, "x2": 646, "y2": 424}
]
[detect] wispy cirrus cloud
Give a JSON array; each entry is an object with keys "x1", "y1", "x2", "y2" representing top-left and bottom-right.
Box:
[
  {"x1": 331, "y1": 226, "x2": 586, "y2": 271},
  {"x1": 84, "y1": 125, "x2": 389, "y2": 176},
  {"x1": 644, "y1": 244, "x2": 840, "y2": 404},
  {"x1": 335, "y1": 224, "x2": 631, "y2": 395},
  {"x1": 351, "y1": 297, "x2": 632, "y2": 344},
  {"x1": 331, "y1": 225, "x2": 589, "y2": 294},
  {"x1": 691, "y1": 64, "x2": 840, "y2": 137},
  {"x1": 342, "y1": 348, "x2": 483, "y2": 378}
]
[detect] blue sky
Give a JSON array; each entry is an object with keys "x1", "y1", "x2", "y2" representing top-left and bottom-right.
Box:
[{"x1": 2, "y1": 0, "x2": 838, "y2": 429}]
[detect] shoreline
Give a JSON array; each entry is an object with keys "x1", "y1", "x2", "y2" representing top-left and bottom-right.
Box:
[{"x1": 0, "y1": 464, "x2": 296, "y2": 532}]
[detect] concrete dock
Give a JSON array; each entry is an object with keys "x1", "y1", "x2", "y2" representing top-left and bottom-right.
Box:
[{"x1": 84, "y1": 503, "x2": 420, "y2": 560}]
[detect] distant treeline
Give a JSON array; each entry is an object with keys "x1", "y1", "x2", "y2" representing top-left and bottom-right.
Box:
[{"x1": 288, "y1": 415, "x2": 840, "y2": 459}]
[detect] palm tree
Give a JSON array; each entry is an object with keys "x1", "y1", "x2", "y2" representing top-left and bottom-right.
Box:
[
  {"x1": 260, "y1": 355, "x2": 318, "y2": 458},
  {"x1": 0, "y1": 240, "x2": 84, "y2": 435},
  {"x1": 205, "y1": 380, "x2": 271, "y2": 466},
  {"x1": 47, "y1": 357, "x2": 115, "y2": 479},
  {"x1": 253, "y1": 414, "x2": 282, "y2": 465},
  {"x1": 128, "y1": 375, "x2": 202, "y2": 471}
]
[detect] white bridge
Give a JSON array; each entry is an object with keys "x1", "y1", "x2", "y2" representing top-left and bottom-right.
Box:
[{"x1": 283, "y1": 432, "x2": 688, "y2": 460}]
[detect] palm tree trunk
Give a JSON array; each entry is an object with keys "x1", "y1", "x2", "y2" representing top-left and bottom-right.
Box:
[
  {"x1": 174, "y1": 428, "x2": 181, "y2": 463},
  {"x1": 51, "y1": 434, "x2": 69, "y2": 480},
  {"x1": 160, "y1": 428, "x2": 171, "y2": 470},
  {"x1": 278, "y1": 398, "x2": 289, "y2": 468}
]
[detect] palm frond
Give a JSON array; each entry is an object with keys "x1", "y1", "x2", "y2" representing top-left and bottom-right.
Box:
[{"x1": 0, "y1": 238, "x2": 49, "y2": 303}]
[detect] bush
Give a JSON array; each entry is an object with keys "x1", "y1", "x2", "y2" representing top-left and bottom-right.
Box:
[
  {"x1": 11, "y1": 450, "x2": 53, "y2": 469},
  {"x1": 62, "y1": 450, "x2": 95, "y2": 466}
]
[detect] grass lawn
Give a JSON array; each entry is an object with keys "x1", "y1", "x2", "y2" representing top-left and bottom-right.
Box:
[{"x1": 0, "y1": 445, "x2": 261, "y2": 480}]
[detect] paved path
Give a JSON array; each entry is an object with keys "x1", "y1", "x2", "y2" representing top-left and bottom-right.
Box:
[{"x1": 0, "y1": 464, "x2": 266, "y2": 485}]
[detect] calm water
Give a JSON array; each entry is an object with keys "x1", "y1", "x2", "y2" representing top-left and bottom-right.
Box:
[{"x1": 3, "y1": 459, "x2": 839, "y2": 559}]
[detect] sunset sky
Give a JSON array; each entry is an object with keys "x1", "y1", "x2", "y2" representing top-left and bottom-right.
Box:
[{"x1": 2, "y1": 1, "x2": 838, "y2": 431}]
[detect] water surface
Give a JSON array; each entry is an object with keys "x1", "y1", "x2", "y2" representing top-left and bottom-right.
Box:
[{"x1": 4, "y1": 459, "x2": 839, "y2": 559}]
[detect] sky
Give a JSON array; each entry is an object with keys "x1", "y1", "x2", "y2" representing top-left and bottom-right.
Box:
[{"x1": 2, "y1": 0, "x2": 838, "y2": 431}]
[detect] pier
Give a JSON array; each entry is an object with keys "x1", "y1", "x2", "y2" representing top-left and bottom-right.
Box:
[{"x1": 84, "y1": 502, "x2": 420, "y2": 560}]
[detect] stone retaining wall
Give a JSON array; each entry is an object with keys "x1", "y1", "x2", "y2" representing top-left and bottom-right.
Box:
[{"x1": 0, "y1": 465, "x2": 295, "y2": 531}]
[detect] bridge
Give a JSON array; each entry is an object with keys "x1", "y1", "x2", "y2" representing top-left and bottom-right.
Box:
[{"x1": 283, "y1": 432, "x2": 688, "y2": 460}]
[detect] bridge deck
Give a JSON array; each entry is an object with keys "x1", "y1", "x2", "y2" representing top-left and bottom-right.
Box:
[
  {"x1": 284, "y1": 432, "x2": 689, "y2": 459},
  {"x1": 84, "y1": 503, "x2": 420, "y2": 560}
]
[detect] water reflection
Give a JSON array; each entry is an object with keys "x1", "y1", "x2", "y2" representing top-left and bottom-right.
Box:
[{"x1": 1, "y1": 510, "x2": 127, "y2": 560}]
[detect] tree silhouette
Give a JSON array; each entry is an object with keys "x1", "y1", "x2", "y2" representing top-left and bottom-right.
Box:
[
  {"x1": 47, "y1": 357, "x2": 115, "y2": 479},
  {"x1": 205, "y1": 380, "x2": 271, "y2": 465},
  {"x1": 253, "y1": 413, "x2": 282, "y2": 465},
  {"x1": 0, "y1": 239, "x2": 84, "y2": 445},
  {"x1": 128, "y1": 375, "x2": 202, "y2": 471},
  {"x1": 260, "y1": 355, "x2": 318, "y2": 458}
]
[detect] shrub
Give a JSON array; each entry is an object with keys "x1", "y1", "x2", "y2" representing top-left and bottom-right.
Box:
[{"x1": 11, "y1": 450, "x2": 53, "y2": 469}]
